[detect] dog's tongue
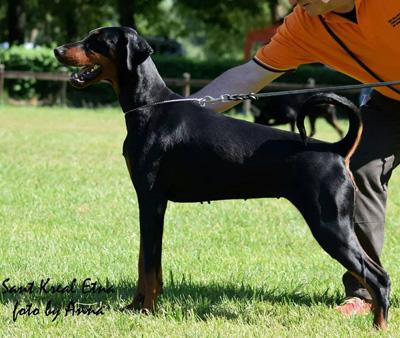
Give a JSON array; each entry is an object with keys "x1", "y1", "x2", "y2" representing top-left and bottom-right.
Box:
[
  {"x1": 70, "y1": 65, "x2": 101, "y2": 86},
  {"x1": 79, "y1": 65, "x2": 100, "y2": 80}
]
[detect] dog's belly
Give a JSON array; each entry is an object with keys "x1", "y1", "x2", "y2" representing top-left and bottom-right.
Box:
[
  {"x1": 167, "y1": 188, "x2": 282, "y2": 203},
  {"x1": 163, "y1": 161, "x2": 289, "y2": 203}
]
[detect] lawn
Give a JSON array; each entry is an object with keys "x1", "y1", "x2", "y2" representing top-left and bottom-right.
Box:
[{"x1": 1, "y1": 106, "x2": 399, "y2": 337}]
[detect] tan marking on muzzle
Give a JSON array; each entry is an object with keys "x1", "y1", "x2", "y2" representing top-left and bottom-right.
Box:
[
  {"x1": 63, "y1": 46, "x2": 92, "y2": 66},
  {"x1": 88, "y1": 50, "x2": 120, "y2": 94}
]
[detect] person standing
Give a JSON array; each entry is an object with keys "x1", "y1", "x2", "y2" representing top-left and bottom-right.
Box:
[{"x1": 193, "y1": 0, "x2": 400, "y2": 315}]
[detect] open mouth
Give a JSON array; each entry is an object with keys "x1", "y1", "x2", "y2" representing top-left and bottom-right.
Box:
[{"x1": 70, "y1": 64, "x2": 102, "y2": 87}]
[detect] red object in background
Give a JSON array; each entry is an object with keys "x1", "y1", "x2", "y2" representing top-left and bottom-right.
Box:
[{"x1": 243, "y1": 23, "x2": 281, "y2": 61}]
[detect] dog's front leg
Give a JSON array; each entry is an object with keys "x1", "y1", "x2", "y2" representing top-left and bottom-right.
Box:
[
  {"x1": 128, "y1": 239, "x2": 146, "y2": 310},
  {"x1": 128, "y1": 194, "x2": 167, "y2": 312}
]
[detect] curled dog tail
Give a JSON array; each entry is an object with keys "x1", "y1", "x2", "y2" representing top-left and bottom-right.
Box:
[{"x1": 296, "y1": 93, "x2": 363, "y2": 163}]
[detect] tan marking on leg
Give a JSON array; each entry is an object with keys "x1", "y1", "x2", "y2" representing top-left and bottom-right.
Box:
[
  {"x1": 345, "y1": 125, "x2": 363, "y2": 170},
  {"x1": 126, "y1": 239, "x2": 146, "y2": 311},
  {"x1": 345, "y1": 125, "x2": 363, "y2": 191},
  {"x1": 142, "y1": 270, "x2": 158, "y2": 312},
  {"x1": 349, "y1": 272, "x2": 387, "y2": 330},
  {"x1": 156, "y1": 265, "x2": 163, "y2": 295},
  {"x1": 133, "y1": 240, "x2": 147, "y2": 309}
]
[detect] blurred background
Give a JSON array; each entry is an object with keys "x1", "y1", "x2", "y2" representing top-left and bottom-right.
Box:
[{"x1": 0, "y1": 0, "x2": 356, "y2": 108}]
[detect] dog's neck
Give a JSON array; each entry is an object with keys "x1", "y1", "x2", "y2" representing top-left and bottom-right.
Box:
[{"x1": 117, "y1": 58, "x2": 172, "y2": 114}]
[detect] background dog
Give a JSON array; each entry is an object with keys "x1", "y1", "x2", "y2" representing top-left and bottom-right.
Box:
[{"x1": 253, "y1": 94, "x2": 344, "y2": 138}]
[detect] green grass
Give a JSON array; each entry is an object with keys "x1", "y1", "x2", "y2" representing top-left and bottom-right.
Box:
[{"x1": 1, "y1": 106, "x2": 400, "y2": 337}]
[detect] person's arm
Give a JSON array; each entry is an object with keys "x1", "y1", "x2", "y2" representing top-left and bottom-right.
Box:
[{"x1": 191, "y1": 60, "x2": 284, "y2": 113}]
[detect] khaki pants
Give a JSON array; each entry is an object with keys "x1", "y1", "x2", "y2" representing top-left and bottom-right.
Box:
[{"x1": 343, "y1": 91, "x2": 400, "y2": 300}]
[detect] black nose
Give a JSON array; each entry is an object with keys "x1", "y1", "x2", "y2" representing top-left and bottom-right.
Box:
[{"x1": 54, "y1": 47, "x2": 66, "y2": 59}]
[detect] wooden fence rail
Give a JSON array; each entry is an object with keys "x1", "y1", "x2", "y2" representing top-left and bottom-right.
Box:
[{"x1": 0, "y1": 65, "x2": 361, "y2": 108}]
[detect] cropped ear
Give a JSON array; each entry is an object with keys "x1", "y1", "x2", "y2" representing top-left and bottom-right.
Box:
[{"x1": 121, "y1": 27, "x2": 153, "y2": 71}]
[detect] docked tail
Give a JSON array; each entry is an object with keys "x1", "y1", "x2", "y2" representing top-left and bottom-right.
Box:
[{"x1": 296, "y1": 93, "x2": 363, "y2": 162}]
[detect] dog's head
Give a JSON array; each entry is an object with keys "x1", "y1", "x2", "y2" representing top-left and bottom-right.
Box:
[{"x1": 54, "y1": 27, "x2": 153, "y2": 89}]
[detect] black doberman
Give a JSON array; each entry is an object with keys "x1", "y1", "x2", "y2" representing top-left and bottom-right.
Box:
[{"x1": 54, "y1": 27, "x2": 390, "y2": 329}]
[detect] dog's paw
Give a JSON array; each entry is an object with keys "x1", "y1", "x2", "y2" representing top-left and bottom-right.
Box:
[{"x1": 124, "y1": 293, "x2": 145, "y2": 312}]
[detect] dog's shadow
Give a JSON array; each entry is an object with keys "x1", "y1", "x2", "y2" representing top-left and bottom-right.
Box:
[{"x1": 2, "y1": 277, "x2": 398, "y2": 321}]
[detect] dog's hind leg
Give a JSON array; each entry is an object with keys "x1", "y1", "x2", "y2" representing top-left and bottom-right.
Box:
[
  {"x1": 290, "y1": 121, "x2": 296, "y2": 132},
  {"x1": 128, "y1": 194, "x2": 167, "y2": 312},
  {"x1": 324, "y1": 114, "x2": 344, "y2": 138},
  {"x1": 308, "y1": 115, "x2": 317, "y2": 137},
  {"x1": 290, "y1": 183, "x2": 390, "y2": 329}
]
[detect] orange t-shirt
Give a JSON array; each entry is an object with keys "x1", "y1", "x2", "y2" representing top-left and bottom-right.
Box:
[{"x1": 254, "y1": 0, "x2": 400, "y2": 101}]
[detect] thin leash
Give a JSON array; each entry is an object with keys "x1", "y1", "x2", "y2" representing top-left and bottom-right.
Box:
[{"x1": 124, "y1": 80, "x2": 400, "y2": 116}]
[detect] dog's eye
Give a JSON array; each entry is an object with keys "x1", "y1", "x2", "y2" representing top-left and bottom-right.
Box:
[
  {"x1": 85, "y1": 36, "x2": 100, "y2": 50},
  {"x1": 86, "y1": 38, "x2": 110, "y2": 56},
  {"x1": 84, "y1": 41, "x2": 92, "y2": 50}
]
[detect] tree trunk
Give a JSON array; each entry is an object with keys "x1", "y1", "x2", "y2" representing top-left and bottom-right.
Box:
[
  {"x1": 268, "y1": 0, "x2": 279, "y2": 24},
  {"x1": 7, "y1": 0, "x2": 25, "y2": 45},
  {"x1": 117, "y1": 0, "x2": 136, "y2": 29},
  {"x1": 65, "y1": 9, "x2": 79, "y2": 41}
]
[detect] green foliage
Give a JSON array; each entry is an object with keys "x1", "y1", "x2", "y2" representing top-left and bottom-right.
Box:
[
  {"x1": 0, "y1": 1, "x2": 6, "y2": 43},
  {"x1": 156, "y1": 57, "x2": 355, "y2": 86},
  {"x1": 279, "y1": 65, "x2": 355, "y2": 85},
  {"x1": 5, "y1": 0, "x2": 117, "y2": 46},
  {"x1": 0, "y1": 46, "x2": 117, "y2": 104},
  {"x1": 0, "y1": 46, "x2": 62, "y2": 99},
  {"x1": 153, "y1": 55, "x2": 241, "y2": 79},
  {"x1": 1, "y1": 0, "x2": 289, "y2": 59},
  {"x1": 171, "y1": 1, "x2": 273, "y2": 59},
  {"x1": 0, "y1": 45, "x2": 60, "y2": 71}
]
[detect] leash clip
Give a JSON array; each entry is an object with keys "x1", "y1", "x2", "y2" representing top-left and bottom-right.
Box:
[
  {"x1": 228, "y1": 93, "x2": 258, "y2": 101},
  {"x1": 198, "y1": 92, "x2": 258, "y2": 107},
  {"x1": 220, "y1": 94, "x2": 231, "y2": 102},
  {"x1": 198, "y1": 95, "x2": 220, "y2": 107}
]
